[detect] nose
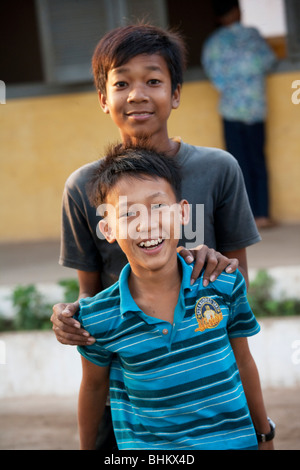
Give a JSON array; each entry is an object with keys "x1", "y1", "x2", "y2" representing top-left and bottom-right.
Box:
[
  {"x1": 127, "y1": 83, "x2": 149, "y2": 103},
  {"x1": 136, "y1": 206, "x2": 160, "y2": 236}
]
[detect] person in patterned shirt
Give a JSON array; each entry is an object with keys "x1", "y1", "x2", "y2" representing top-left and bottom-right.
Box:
[{"x1": 202, "y1": 0, "x2": 277, "y2": 229}]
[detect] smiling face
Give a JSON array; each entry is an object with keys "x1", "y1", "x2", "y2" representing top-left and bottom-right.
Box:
[
  {"x1": 99, "y1": 174, "x2": 189, "y2": 275},
  {"x1": 98, "y1": 53, "x2": 181, "y2": 151}
]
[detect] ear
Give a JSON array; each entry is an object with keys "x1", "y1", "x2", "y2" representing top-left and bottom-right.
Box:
[
  {"x1": 171, "y1": 84, "x2": 181, "y2": 110},
  {"x1": 179, "y1": 199, "x2": 190, "y2": 225},
  {"x1": 98, "y1": 219, "x2": 116, "y2": 243},
  {"x1": 98, "y1": 90, "x2": 110, "y2": 114}
]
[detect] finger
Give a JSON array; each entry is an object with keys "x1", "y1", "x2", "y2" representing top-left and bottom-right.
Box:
[
  {"x1": 51, "y1": 308, "x2": 88, "y2": 337},
  {"x1": 203, "y1": 255, "x2": 239, "y2": 285},
  {"x1": 54, "y1": 329, "x2": 96, "y2": 346},
  {"x1": 58, "y1": 312, "x2": 82, "y2": 329},
  {"x1": 177, "y1": 246, "x2": 195, "y2": 264},
  {"x1": 202, "y1": 252, "x2": 219, "y2": 287},
  {"x1": 190, "y1": 247, "x2": 210, "y2": 285},
  {"x1": 53, "y1": 319, "x2": 90, "y2": 337},
  {"x1": 52, "y1": 301, "x2": 80, "y2": 328},
  {"x1": 61, "y1": 303, "x2": 78, "y2": 317},
  {"x1": 52, "y1": 323, "x2": 95, "y2": 344},
  {"x1": 51, "y1": 311, "x2": 81, "y2": 331},
  {"x1": 205, "y1": 256, "x2": 229, "y2": 283},
  {"x1": 225, "y1": 258, "x2": 239, "y2": 273}
]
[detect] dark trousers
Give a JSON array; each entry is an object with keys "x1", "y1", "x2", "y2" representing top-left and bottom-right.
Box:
[
  {"x1": 223, "y1": 119, "x2": 270, "y2": 218},
  {"x1": 95, "y1": 406, "x2": 118, "y2": 451}
]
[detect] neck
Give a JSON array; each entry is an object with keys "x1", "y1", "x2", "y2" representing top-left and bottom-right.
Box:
[
  {"x1": 121, "y1": 135, "x2": 180, "y2": 157},
  {"x1": 128, "y1": 253, "x2": 182, "y2": 299}
]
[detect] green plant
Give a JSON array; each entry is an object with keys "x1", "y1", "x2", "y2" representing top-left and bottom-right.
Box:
[
  {"x1": 11, "y1": 284, "x2": 52, "y2": 331},
  {"x1": 0, "y1": 270, "x2": 299, "y2": 333},
  {"x1": 58, "y1": 278, "x2": 79, "y2": 303},
  {"x1": 248, "y1": 269, "x2": 300, "y2": 317},
  {"x1": 0, "y1": 278, "x2": 80, "y2": 333}
]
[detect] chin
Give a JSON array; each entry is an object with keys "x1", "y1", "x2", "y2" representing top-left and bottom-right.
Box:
[{"x1": 141, "y1": 251, "x2": 175, "y2": 272}]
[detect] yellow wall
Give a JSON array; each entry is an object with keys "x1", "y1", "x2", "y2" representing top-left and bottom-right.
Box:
[{"x1": 1, "y1": 71, "x2": 299, "y2": 242}]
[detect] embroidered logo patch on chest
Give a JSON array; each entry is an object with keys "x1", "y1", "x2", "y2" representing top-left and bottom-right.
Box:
[{"x1": 194, "y1": 297, "x2": 223, "y2": 332}]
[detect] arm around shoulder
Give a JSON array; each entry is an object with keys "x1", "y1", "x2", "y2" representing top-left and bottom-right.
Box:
[{"x1": 51, "y1": 270, "x2": 102, "y2": 346}]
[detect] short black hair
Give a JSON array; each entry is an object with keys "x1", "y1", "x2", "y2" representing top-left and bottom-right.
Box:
[
  {"x1": 88, "y1": 144, "x2": 182, "y2": 207},
  {"x1": 92, "y1": 22, "x2": 187, "y2": 96},
  {"x1": 212, "y1": 0, "x2": 239, "y2": 17}
]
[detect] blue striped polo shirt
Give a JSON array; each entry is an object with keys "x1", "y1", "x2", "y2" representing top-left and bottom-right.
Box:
[{"x1": 77, "y1": 255, "x2": 260, "y2": 450}]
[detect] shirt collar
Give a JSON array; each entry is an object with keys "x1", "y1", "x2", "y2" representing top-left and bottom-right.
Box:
[{"x1": 119, "y1": 254, "x2": 193, "y2": 317}]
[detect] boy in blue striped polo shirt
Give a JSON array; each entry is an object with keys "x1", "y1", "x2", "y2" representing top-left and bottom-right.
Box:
[{"x1": 76, "y1": 145, "x2": 275, "y2": 450}]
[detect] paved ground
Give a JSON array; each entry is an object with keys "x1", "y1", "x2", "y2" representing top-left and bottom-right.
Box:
[{"x1": 0, "y1": 388, "x2": 299, "y2": 450}]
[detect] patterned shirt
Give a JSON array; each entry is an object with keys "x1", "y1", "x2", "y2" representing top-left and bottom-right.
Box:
[
  {"x1": 202, "y1": 22, "x2": 276, "y2": 123},
  {"x1": 77, "y1": 255, "x2": 260, "y2": 450}
]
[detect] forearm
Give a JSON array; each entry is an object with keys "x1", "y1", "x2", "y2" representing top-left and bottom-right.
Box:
[
  {"x1": 238, "y1": 354, "x2": 270, "y2": 434},
  {"x1": 236, "y1": 265, "x2": 249, "y2": 289},
  {"x1": 78, "y1": 375, "x2": 109, "y2": 450},
  {"x1": 77, "y1": 270, "x2": 103, "y2": 300},
  {"x1": 231, "y1": 337, "x2": 274, "y2": 449},
  {"x1": 223, "y1": 248, "x2": 249, "y2": 288}
]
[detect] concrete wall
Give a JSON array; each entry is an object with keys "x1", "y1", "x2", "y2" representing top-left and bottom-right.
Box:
[
  {"x1": 0, "y1": 317, "x2": 300, "y2": 397},
  {"x1": 1, "y1": 70, "x2": 300, "y2": 243}
]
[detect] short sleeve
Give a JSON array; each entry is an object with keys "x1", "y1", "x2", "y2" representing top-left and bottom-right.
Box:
[
  {"x1": 227, "y1": 271, "x2": 260, "y2": 338},
  {"x1": 76, "y1": 302, "x2": 113, "y2": 367},
  {"x1": 59, "y1": 167, "x2": 102, "y2": 272},
  {"x1": 77, "y1": 344, "x2": 113, "y2": 368},
  {"x1": 250, "y1": 28, "x2": 277, "y2": 72},
  {"x1": 201, "y1": 37, "x2": 224, "y2": 91},
  {"x1": 214, "y1": 153, "x2": 261, "y2": 252}
]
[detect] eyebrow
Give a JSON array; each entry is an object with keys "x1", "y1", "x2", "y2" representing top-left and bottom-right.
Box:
[{"x1": 112, "y1": 64, "x2": 163, "y2": 75}]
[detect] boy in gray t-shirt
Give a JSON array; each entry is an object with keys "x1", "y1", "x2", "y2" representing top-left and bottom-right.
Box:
[{"x1": 60, "y1": 140, "x2": 259, "y2": 290}]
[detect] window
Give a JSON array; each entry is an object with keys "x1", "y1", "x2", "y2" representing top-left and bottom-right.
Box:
[
  {"x1": 36, "y1": 0, "x2": 168, "y2": 84},
  {"x1": 240, "y1": 0, "x2": 287, "y2": 59},
  {"x1": 2, "y1": 0, "x2": 299, "y2": 97},
  {"x1": 285, "y1": 0, "x2": 300, "y2": 60},
  {"x1": 1, "y1": 0, "x2": 43, "y2": 84},
  {"x1": 2, "y1": 0, "x2": 167, "y2": 88}
]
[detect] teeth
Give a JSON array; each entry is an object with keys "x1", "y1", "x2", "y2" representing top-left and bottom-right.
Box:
[
  {"x1": 128, "y1": 112, "x2": 151, "y2": 117},
  {"x1": 139, "y1": 238, "x2": 163, "y2": 248}
]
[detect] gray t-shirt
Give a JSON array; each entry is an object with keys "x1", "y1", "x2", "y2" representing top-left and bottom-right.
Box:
[{"x1": 59, "y1": 141, "x2": 260, "y2": 288}]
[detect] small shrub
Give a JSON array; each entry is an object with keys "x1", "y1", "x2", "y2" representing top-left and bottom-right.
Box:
[
  {"x1": 58, "y1": 278, "x2": 79, "y2": 303},
  {"x1": 248, "y1": 269, "x2": 300, "y2": 317},
  {"x1": 11, "y1": 284, "x2": 52, "y2": 331},
  {"x1": 0, "y1": 271, "x2": 299, "y2": 332}
]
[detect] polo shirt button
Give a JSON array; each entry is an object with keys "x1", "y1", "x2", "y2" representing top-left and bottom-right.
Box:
[{"x1": 162, "y1": 328, "x2": 169, "y2": 335}]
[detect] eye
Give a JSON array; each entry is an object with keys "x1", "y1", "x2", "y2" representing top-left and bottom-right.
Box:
[
  {"x1": 114, "y1": 81, "x2": 127, "y2": 88},
  {"x1": 120, "y1": 210, "x2": 137, "y2": 218},
  {"x1": 148, "y1": 79, "x2": 161, "y2": 86},
  {"x1": 152, "y1": 203, "x2": 167, "y2": 210}
]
